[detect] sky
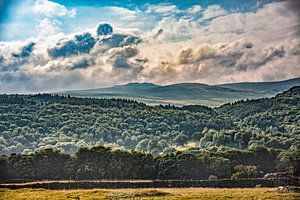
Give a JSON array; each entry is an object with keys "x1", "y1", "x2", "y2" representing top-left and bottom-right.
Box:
[{"x1": 0, "y1": 0, "x2": 299, "y2": 93}]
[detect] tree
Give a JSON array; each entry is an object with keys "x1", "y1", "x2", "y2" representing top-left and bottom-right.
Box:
[
  {"x1": 231, "y1": 165, "x2": 261, "y2": 180},
  {"x1": 174, "y1": 132, "x2": 188, "y2": 146},
  {"x1": 277, "y1": 148, "x2": 300, "y2": 176}
]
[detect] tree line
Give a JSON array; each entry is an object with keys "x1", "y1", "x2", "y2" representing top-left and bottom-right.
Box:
[{"x1": 0, "y1": 145, "x2": 299, "y2": 181}]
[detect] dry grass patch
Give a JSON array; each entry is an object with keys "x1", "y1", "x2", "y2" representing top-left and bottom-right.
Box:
[{"x1": 0, "y1": 188, "x2": 299, "y2": 200}]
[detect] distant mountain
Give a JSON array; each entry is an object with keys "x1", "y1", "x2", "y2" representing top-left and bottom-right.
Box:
[
  {"x1": 59, "y1": 77, "x2": 300, "y2": 106},
  {"x1": 219, "y1": 77, "x2": 300, "y2": 96},
  {"x1": 143, "y1": 83, "x2": 252, "y2": 99},
  {"x1": 69, "y1": 82, "x2": 158, "y2": 95}
]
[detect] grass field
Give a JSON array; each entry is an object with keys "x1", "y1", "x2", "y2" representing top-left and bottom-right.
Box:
[{"x1": 1, "y1": 188, "x2": 299, "y2": 200}]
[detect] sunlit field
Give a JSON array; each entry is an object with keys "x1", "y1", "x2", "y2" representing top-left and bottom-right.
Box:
[{"x1": 1, "y1": 188, "x2": 299, "y2": 200}]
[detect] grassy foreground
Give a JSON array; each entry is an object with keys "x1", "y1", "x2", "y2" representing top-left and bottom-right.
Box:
[{"x1": 0, "y1": 188, "x2": 299, "y2": 200}]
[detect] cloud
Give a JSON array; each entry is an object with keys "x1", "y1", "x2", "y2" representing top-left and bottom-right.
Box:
[
  {"x1": 95, "y1": 34, "x2": 141, "y2": 53},
  {"x1": 37, "y1": 18, "x2": 63, "y2": 36},
  {"x1": 236, "y1": 46, "x2": 285, "y2": 71},
  {"x1": 33, "y1": 0, "x2": 76, "y2": 18},
  {"x1": 12, "y1": 42, "x2": 36, "y2": 58},
  {"x1": 33, "y1": 0, "x2": 76, "y2": 37},
  {"x1": 0, "y1": 1, "x2": 299, "y2": 93},
  {"x1": 48, "y1": 32, "x2": 96, "y2": 58},
  {"x1": 187, "y1": 5, "x2": 202, "y2": 14},
  {"x1": 107, "y1": 46, "x2": 139, "y2": 69},
  {"x1": 134, "y1": 1, "x2": 300, "y2": 84},
  {"x1": 97, "y1": 23, "x2": 113, "y2": 36},
  {"x1": 108, "y1": 7, "x2": 138, "y2": 21},
  {"x1": 146, "y1": 18, "x2": 201, "y2": 42},
  {"x1": 175, "y1": 40, "x2": 286, "y2": 72},
  {"x1": 145, "y1": 4, "x2": 179, "y2": 17},
  {"x1": 138, "y1": 37, "x2": 299, "y2": 84},
  {"x1": 0, "y1": 41, "x2": 36, "y2": 74},
  {"x1": 70, "y1": 58, "x2": 95, "y2": 70},
  {"x1": 201, "y1": 5, "x2": 227, "y2": 20}
]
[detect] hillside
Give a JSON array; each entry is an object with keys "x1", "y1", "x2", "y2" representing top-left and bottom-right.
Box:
[
  {"x1": 0, "y1": 87, "x2": 299, "y2": 182},
  {"x1": 68, "y1": 82, "x2": 159, "y2": 95},
  {"x1": 60, "y1": 77, "x2": 300, "y2": 106},
  {"x1": 219, "y1": 77, "x2": 300, "y2": 95},
  {"x1": 0, "y1": 86, "x2": 299, "y2": 156}
]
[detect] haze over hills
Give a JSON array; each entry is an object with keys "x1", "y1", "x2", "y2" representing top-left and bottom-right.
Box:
[
  {"x1": 60, "y1": 77, "x2": 300, "y2": 106},
  {"x1": 218, "y1": 77, "x2": 300, "y2": 95}
]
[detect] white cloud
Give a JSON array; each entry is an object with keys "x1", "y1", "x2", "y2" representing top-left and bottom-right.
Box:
[
  {"x1": 201, "y1": 5, "x2": 227, "y2": 20},
  {"x1": 0, "y1": 1, "x2": 299, "y2": 92},
  {"x1": 37, "y1": 18, "x2": 63, "y2": 36},
  {"x1": 145, "y1": 4, "x2": 179, "y2": 16},
  {"x1": 33, "y1": 0, "x2": 76, "y2": 18},
  {"x1": 187, "y1": 5, "x2": 202, "y2": 14},
  {"x1": 135, "y1": 1, "x2": 300, "y2": 84},
  {"x1": 31, "y1": 0, "x2": 77, "y2": 37},
  {"x1": 108, "y1": 7, "x2": 138, "y2": 21}
]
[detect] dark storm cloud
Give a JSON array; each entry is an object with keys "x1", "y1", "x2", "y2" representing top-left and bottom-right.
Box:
[
  {"x1": 97, "y1": 34, "x2": 141, "y2": 52},
  {"x1": 70, "y1": 58, "x2": 95, "y2": 70},
  {"x1": 47, "y1": 23, "x2": 141, "y2": 59},
  {"x1": 48, "y1": 32, "x2": 96, "y2": 58},
  {"x1": 97, "y1": 23, "x2": 113, "y2": 36},
  {"x1": 12, "y1": 42, "x2": 35, "y2": 58},
  {"x1": 0, "y1": 42, "x2": 36, "y2": 73}
]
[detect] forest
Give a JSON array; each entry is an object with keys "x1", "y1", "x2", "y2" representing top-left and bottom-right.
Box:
[
  {"x1": 0, "y1": 145, "x2": 299, "y2": 181},
  {"x1": 0, "y1": 86, "x2": 299, "y2": 156},
  {"x1": 0, "y1": 86, "x2": 299, "y2": 181}
]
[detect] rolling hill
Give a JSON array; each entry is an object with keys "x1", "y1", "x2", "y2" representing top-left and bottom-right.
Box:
[
  {"x1": 218, "y1": 77, "x2": 300, "y2": 95},
  {"x1": 59, "y1": 77, "x2": 300, "y2": 106}
]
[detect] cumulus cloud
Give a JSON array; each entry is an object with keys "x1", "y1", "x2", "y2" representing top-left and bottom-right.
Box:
[
  {"x1": 70, "y1": 58, "x2": 95, "y2": 70},
  {"x1": 33, "y1": 0, "x2": 76, "y2": 18},
  {"x1": 138, "y1": 38, "x2": 299, "y2": 84},
  {"x1": 107, "y1": 46, "x2": 139, "y2": 69},
  {"x1": 96, "y1": 34, "x2": 141, "y2": 52},
  {"x1": 97, "y1": 23, "x2": 113, "y2": 36},
  {"x1": 108, "y1": 7, "x2": 138, "y2": 21},
  {"x1": 187, "y1": 5, "x2": 202, "y2": 14},
  {"x1": 177, "y1": 40, "x2": 286, "y2": 72},
  {"x1": 201, "y1": 5, "x2": 227, "y2": 20},
  {"x1": 0, "y1": 21, "x2": 146, "y2": 92},
  {"x1": 0, "y1": 41, "x2": 36, "y2": 75},
  {"x1": 0, "y1": 1, "x2": 299, "y2": 92},
  {"x1": 33, "y1": 0, "x2": 76, "y2": 37},
  {"x1": 12, "y1": 42, "x2": 36, "y2": 59},
  {"x1": 145, "y1": 4, "x2": 179, "y2": 17},
  {"x1": 135, "y1": 1, "x2": 300, "y2": 84},
  {"x1": 48, "y1": 32, "x2": 96, "y2": 58},
  {"x1": 37, "y1": 18, "x2": 63, "y2": 36}
]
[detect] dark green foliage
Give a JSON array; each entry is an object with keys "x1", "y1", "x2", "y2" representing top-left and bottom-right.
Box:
[
  {"x1": 0, "y1": 94, "x2": 228, "y2": 155},
  {"x1": 0, "y1": 87, "x2": 299, "y2": 181},
  {"x1": 0, "y1": 145, "x2": 293, "y2": 181},
  {"x1": 0, "y1": 87, "x2": 299, "y2": 156},
  {"x1": 231, "y1": 165, "x2": 262, "y2": 180},
  {"x1": 277, "y1": 148, "x2": 300, "y2": 176}
]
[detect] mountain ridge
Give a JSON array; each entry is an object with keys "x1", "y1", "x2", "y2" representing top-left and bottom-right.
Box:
[{"x1": 58, "y1": 77, "x2": 300, "y2": 106}]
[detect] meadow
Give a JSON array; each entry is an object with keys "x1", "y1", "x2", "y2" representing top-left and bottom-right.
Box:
[{"x1": 1, "y1": 188, "x2": 299, "y2": 200}]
